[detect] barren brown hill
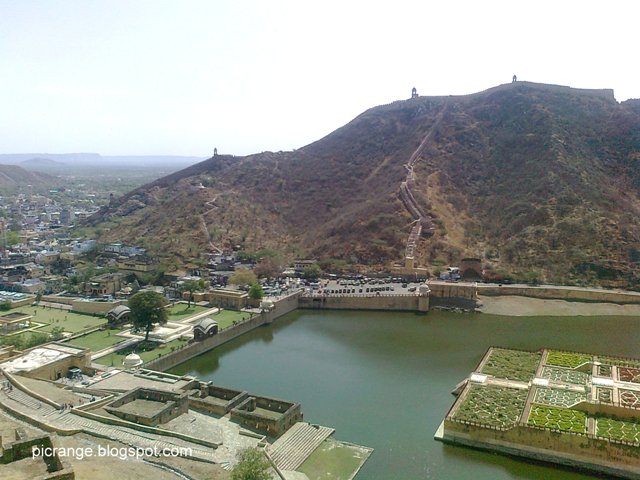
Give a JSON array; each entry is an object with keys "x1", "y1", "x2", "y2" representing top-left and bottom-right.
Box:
[
  {"x1": 0, "y1": 164, "x2": 55, "y2": 192},
  {"x1": 88, "y1": 82, "x2": 640, "y2": 287}
]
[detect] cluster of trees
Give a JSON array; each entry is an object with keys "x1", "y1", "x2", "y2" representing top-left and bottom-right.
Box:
[
  {"x1": 0, "y1": 331, "x2": 50, "y2": 350},
  {"x1": 230, "y1": 268, "x2": 264, "y2": 300},
  {"x1": 231, "y1": 447, "x2": 271, "y2": 480}
]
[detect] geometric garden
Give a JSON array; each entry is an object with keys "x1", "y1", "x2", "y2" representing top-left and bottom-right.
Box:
[{"x1": 440, "y1": 347, "x2": 640, "y2": 476}]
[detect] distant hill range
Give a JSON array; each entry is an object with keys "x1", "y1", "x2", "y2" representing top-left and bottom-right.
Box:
[
  {"x1": 87, "y1": 82, "x2": 640, "y2": 287},
  {"x1": 0, "y1": 164, "x2": 55, "y2": 191},
  {"x1": 20, "y1": 157, "x2": 66, "y2": 169},
  {"x1": 0, "y1": 153, "x2": 203, "y2": 173}
]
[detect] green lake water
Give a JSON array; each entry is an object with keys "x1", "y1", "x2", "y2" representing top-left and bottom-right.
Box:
[{"x1": 169, "y1": 309, "x2": 640, "y2": 479}]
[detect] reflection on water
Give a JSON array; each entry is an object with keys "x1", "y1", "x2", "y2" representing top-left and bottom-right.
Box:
[{"x1": 170, "y1": 310, "x2": 639, "y2": 479}]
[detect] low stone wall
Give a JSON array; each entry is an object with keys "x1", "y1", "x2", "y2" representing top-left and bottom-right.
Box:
[
  {"x1": 7, "y1": 296, "x2": 34, "y2": 308},
  {"x1": 40, "y1": 296, "x2": 124, "y2": 314},
  {"x1": 298, "y1": 294, "x2": 424, "y2": 312},
  {"x1": 0, "y1": 398, "x2": 81, "y2": 436},
  {"x1": 443, "y1": 420, "x2": 640, "y2": 479},
  {"x1": 71, "y1": 299, "x2": 125, "y2": 315},
  {"x1": 1, "y1": 368, "x2": 61, "y2": 409},
  {"x1": 477, "y1": 284, "x2": 640, "y2": 304}
]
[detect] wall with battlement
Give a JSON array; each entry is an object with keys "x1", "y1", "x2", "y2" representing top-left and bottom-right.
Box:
[{"x1": 298, "y1": 294, "x2": 428, "y2": 312}]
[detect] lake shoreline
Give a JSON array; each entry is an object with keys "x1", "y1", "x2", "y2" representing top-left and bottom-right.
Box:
[{"x1": 477, "y1": 294, "x2": 640, "y2": 316}]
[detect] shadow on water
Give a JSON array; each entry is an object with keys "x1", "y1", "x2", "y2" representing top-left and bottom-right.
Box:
[{"x1": 168, "y1": 313, "x2": 298, "y2": 376}]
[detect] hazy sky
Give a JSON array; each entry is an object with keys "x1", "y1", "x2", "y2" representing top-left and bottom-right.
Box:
[{"x1": 1, "y1": 0, "x2": 638, "y2": 157}]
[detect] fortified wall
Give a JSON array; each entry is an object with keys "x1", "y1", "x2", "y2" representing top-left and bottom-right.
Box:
[
  {"x1": 298, "y1": 292, "x2": 429, "y2": 312},
  {"x1": 442, "y1": 420, "x2": 640, "y2": 479},
  {"x1": 40, "y1": 295, "x2": 125, "y2": 314}
]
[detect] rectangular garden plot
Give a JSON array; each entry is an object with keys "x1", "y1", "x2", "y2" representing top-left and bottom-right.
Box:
[
  {"x1": 527, "y1": 404, "x2": 587, "y2": 434},
  {"x1": 452, "y1": 384, "x2": 527, "y2": 428},
  {"x1": 479, "y1": 348, "x2": 541, "y2": 382}
]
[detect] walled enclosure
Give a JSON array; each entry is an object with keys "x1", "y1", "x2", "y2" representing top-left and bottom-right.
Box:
[
  {"x1": 0, "y1": 433, "x2": 75, "y2": 480},
  {"x1": 103, "y1": 387, "x2": 189, "y2": 427},
  {"x1": 231, "y1": 395, "x2": 303, "y2": 437}
]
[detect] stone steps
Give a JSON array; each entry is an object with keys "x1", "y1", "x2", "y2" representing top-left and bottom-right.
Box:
[
  {"x1": 269, "y1": 422, "x2": 334, "y2": 471},
  {"x1": 6, "y1": 388, "x2": 57, "y2": 416}
]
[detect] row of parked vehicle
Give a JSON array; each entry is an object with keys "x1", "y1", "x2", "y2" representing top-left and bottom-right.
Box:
[{"x1": 324, "y1": 285, "x2": 395, "y2": 295}]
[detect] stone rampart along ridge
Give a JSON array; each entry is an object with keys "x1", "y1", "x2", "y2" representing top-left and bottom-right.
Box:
[
  {"x1": 437, "y1": 347, "x2": 640, "y2": 479},
  {"x1": 396, "y1": 102, "x2": 446, "y2": 269}
]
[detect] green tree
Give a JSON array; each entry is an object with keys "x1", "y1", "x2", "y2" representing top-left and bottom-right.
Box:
[
  {"x1": 180, "y1": 279, "x2": 204, "y2": 307},
  {"x1": 50, "y1": 326, "x2": 65, "y2": 341},
  {"x1": 302, "y1": 263, "x2": 321, "y2": 280},
  {"x1": 248, "y1": 283, "x2": 264, "y2": 300},
  {"x1": 230, "y1": 268, "x2": 258, "y2": 286},
  {"x1": 0, "y1": 300, "x2": 11, "y2": 311},
  {"x1": 231, "y1": 447, "x2": 271, "y2": 480},
  {"x1": 128, "y1": 291, "x2": 168, "y2": 342},
  {"x1": 6, "y1": 230, "x2": 20, "y2": 246}
]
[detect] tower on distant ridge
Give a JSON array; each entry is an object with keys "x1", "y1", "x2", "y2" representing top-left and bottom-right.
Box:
[
  {"x1": 411, "y1": 87, "x2": 418, "y2": 98},
  {"x1": 512, "y1": 75, "x2": 517, "y2": 83}
]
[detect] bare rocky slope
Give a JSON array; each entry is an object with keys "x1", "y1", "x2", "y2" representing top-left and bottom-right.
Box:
[
  {"x1": 87, "y1": 82, "x2": 640, "y2": 287},
  {"x1": 0, "y1": 164, "x2": 55, "y2": 192}
]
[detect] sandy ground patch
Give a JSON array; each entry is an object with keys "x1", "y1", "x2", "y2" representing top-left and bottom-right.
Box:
[{"x1": 478, "y1": 295, "x2": 640, "y2": 316}]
